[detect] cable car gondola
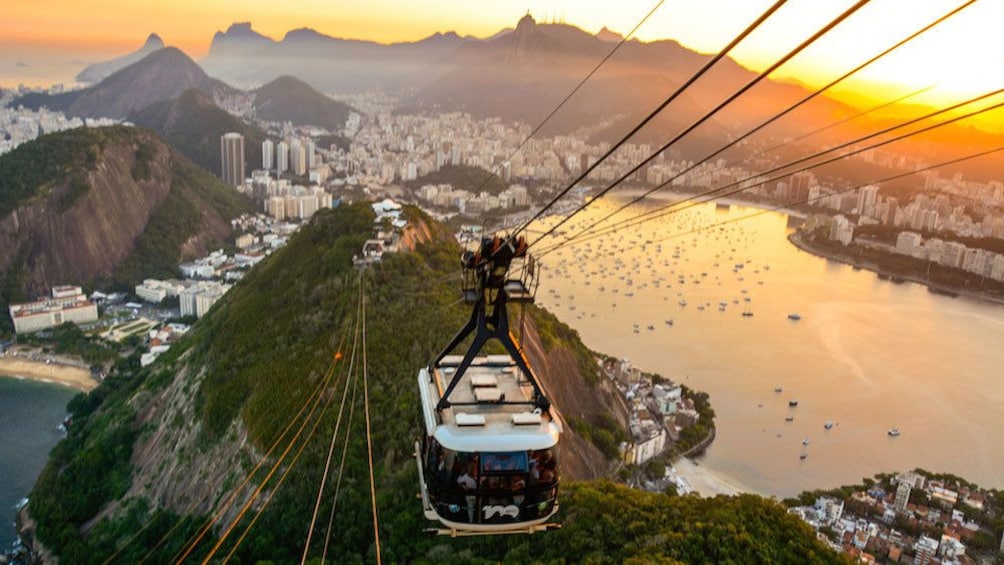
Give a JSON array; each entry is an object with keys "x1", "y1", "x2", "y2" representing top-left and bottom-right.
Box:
[{"x1": 416, "y1": 234, "x2": 563, "y2": 536}]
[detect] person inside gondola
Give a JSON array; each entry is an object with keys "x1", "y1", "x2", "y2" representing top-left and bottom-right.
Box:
[
  {"x1": 511, "y1": 477, "x2": 526, "y2": 508},
  {"x1": 457, "y1": 462, "x2": 478, "y2": 522}
]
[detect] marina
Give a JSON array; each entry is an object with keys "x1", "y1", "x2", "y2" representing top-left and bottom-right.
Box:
[{"x1": 533, "y1": 198, "x2": 1004, "y2": 497}]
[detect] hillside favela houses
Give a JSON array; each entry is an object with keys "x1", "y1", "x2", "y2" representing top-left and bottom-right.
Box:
[{"x1": 7, "y1": 286, "x2": 98, "y2": 334}]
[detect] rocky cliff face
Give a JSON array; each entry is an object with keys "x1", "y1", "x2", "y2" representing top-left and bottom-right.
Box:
[
  {"x1": 0, "y1": 126, "x2": 250, "y2": 303},
  {"x1": 521, "y1": 318, "x2": 629, "y2": 479},
  {"x1": 0, "y1": 131, "x2": 169, "y2": 296}
]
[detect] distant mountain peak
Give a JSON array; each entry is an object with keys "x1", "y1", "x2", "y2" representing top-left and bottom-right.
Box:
[
  {"x1": 74, "y1": 32, "x2": 168, "y2": 83},
  {"x1": 595, "y1": 26, "x2": 623, "y2": 43},
  {"x1": 224, "y1": 22, "x2": 259, "y2": 36},
  {"x1": 516, "y1": 13, "x2": 537, "y2": 33},
  {"x1": 144, "y1": 33, "x2": 165, "y2": 49},
  {"x1": 283, "y1": 27, "x2": 330, "y2": 41},
  {"x1": 209, "y1": 22, "x2": 274, "y2": 58}
]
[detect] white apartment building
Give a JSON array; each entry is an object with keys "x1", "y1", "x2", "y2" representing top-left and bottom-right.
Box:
[
  {"x1": 9, "y1": 286, "x2": 98, "y2": 334},
  {"x1": 179, "y1": 282, "x2": 231, "y2": 319}
]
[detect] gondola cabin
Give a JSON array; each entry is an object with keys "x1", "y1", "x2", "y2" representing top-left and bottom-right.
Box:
[
  {"x1": 417, "y1": 355, "x2": 561, "y2": 535},
  {"x1": 416, "y1": 233, "x2": 561, "y2": 536}
]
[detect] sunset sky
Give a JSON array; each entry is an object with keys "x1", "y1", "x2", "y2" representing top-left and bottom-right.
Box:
[{"x1": 2, "y1": 0, "x2": 1003, "y2": 117}]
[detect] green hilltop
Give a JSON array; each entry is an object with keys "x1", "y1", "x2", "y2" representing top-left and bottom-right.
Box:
[
  {"x1": 0, "y1": 126, "x2": 254, "y2": 336},
  {"x1": 130, "y1": 89, "x2": 267, "y2": 176},
  {"x1": 22, "y1": 203, "x2": 842, "y2": 563}
]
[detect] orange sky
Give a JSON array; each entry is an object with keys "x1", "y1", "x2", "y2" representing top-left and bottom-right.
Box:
[{"x1": 3, "y1": 0, "x2": 1003, "y2": 125}]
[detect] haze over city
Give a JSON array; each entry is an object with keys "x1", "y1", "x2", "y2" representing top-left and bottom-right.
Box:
[{"x1": 4, "y1": 0, "x2": 1004, "y2": 112}]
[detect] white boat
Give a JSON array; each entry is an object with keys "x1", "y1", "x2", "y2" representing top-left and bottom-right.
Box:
[
  {"x1": 888, "y1": 428, "x2": 901, "y2": 437},
  {"x1": 788, "y1": 313, "x2": 801, "y2": 321},
  {"x1": 824, "y1": 421, "x2": 834, "y2": 430}
]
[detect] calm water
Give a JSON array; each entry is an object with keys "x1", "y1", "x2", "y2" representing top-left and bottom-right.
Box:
[
  {"x1": 0, "y1": 377, "x2": 75, "y2": 547},
  {"x1": 533, "y1": 198, "x2": 1004, "y2": 498}
]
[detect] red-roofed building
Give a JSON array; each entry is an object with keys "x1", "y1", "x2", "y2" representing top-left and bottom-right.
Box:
[{"x1": 8, "y1": 287, "x2": 98, "y2": 334}]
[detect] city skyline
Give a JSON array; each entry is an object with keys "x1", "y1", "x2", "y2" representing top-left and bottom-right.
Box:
[{"x1": 3, "y1": 0, "x2": 1004, "y2": 114}]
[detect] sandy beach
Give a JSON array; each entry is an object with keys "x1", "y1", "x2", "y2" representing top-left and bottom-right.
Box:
[
  {"x1": 672, "y1": 457, "x2": 756, "y2": 498},
  {"x1": 0, "y1": 356, "x2": 97, "y2": 392}
]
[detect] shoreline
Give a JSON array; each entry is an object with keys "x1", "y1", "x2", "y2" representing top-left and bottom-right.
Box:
[
  {"x1": 788, "y1": 232, "x2": 1004, "y2": 307},
  {"x1": 0, "y1": 357, "x2": 97, "y2": 393},
  {"x1": 671, "y1": 457, "x2": 755, "y2": 498},
  {"x1": 610, "y1": 187, "x2": 809, "y2": 219}
]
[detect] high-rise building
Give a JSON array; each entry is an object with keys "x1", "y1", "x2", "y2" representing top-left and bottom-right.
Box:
[
  {"x1": 789, "y1": 171, "x2": 814, "y2": 204},
  {"x1": 276, "y1": 141, "x2": 289, "y2": 174},
  {"x1": 895, "y1": 481, "x2": 912, "y2": 513},
  {"x1": 262, "y1": 139, "x2": 274, "y2": 170},
  {"x1": 289, "y1": 139, "x2": 307, "y2": 176},
  {"x1": 220, "y1": 133, "x2": 245, "y2": 186},
  {"x1": 857, "y1": 184, "x2": 880, "y2": 218},
  {"x1": 306, "y1": 139, "x2": 317, "y2": 168}
]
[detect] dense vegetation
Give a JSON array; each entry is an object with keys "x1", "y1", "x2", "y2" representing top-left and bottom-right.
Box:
[
  {"x1": 110, "y1": 154, "x2": 255, "y2": 288},
  {"x1": 0, "y1": 126, "x2": 102, "y2": 218},
  {"x1": 130, "y1": 89, "x2": 267, "y2": 176},
  {"x1": 17, "y1": 322, "x2": 119, "y2": 366},
  {"x1": 25, "y1": 204, "x2": 840, "y2": 563},
  {"x1": 27, "y1": 344, "x2": 151, "y2": 562},
  {"x1": 407, "y1": 164, "x2": 508, "y2": 195},
  {"x1": 569, "y1": 413, "x2": 626, "y2": 460},
  {"x1": 676, "y1": 386, "x2": 716, "y2": 455},
  {"x1": 0, "y1": 248, "x2": 30, "y2": 336}
]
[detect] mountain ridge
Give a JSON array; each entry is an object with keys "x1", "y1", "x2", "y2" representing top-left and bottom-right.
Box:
[
  {"x1": 15, "y1": 48, "x2": 236, "y2": 120},
  {"x1": 75, "y1": 33, "x2": 165, "y2": 84},
  {"x1": 250, "y1": 75, "x2": 355, "y2": 131},
  {"x1": 129, "y1": 89, "x2": 267, "y2": 175}
]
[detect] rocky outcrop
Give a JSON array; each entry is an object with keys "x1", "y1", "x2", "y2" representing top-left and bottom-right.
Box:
[
  {"x1": 521, "y1": 317, "x2": 629, "y2": 480},
  {"x1": 0, "y1": 126, "x2": 250, "y2": 301}
]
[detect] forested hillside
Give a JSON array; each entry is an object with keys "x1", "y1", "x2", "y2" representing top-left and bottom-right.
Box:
[
  {"x1": 21, "y1": 203, "x2": 840, "y2": 563},
  {"x1": 0, "y1": 126, "x2": 253, "y2": 336}
]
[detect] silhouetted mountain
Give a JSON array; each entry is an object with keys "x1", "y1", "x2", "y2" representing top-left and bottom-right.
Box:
[
  {"x1": 130, "y1": 89, "x2": 267, "y2": 175},
  {"x1": 250, "y1": 75, "x2": 354, "y2": 131},
  {"x1": 595, "y1": 26, "x2": 624, "y2": 43},
  {"x1": 412, "y1": 14, "x2": 851, "y2": 157},
  {"x1": 75, "y1": 33, "x2": 165, "y2": 84},
  {"x1": 201, "y1": 21, "x2": 473, "y2": 92},
  {"x1": 206, "y1": 22, "x2": 274, "y2": 59},
  {"x1": 14, "y1": 48, "x2": 236, "y2": 120}
]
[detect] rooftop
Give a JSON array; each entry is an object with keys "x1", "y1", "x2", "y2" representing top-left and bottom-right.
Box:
[{"x1": 419, "y1": 354, "x2": 559, "y2": 453}]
